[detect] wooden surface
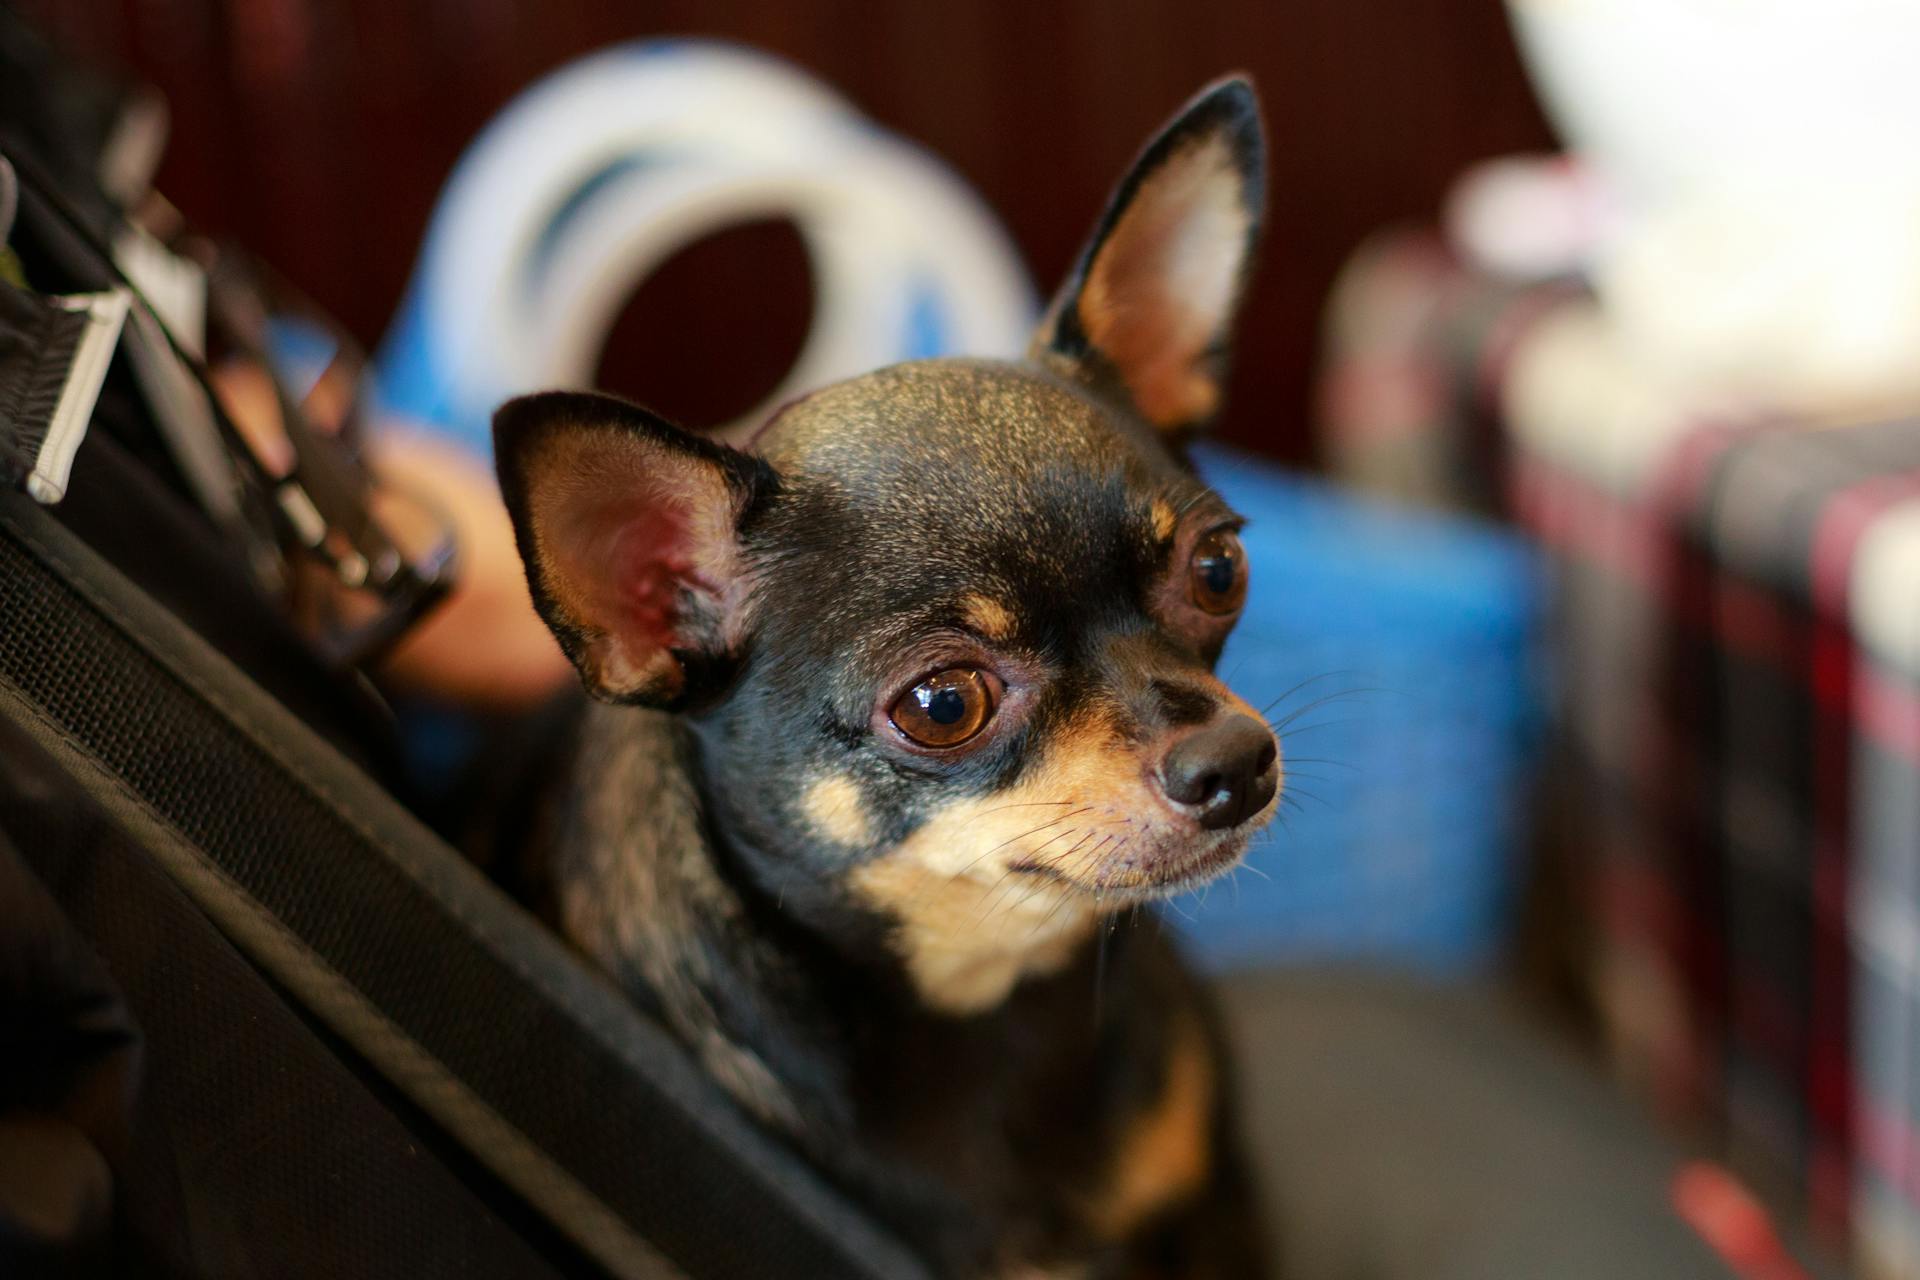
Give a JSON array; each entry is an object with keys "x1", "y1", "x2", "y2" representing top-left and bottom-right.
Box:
[{"x1": 20, "y1": 1, "x2": 1553, "y2": 461}]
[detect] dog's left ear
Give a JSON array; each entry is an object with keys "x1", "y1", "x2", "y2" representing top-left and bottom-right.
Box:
[
  {"x1": 1032, "y1": 76, "x2": 1265, "y2": 433},
  {"x1": 493, "y1": 390, "x2": 776, "y2": 708}
]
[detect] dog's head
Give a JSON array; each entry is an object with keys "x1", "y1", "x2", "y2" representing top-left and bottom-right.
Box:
[{"x1": 496, "y1": 78, "x2": 1277, "y2": 1013}]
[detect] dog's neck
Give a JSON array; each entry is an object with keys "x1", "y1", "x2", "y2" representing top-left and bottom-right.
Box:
[{"x1": 549, "y1": 702, "x2": 842, "y2": 1132}]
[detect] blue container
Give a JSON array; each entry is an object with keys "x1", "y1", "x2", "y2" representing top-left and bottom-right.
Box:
[{"x1": 1169, "y1": 446, "x2": 1545, "y2": 975}]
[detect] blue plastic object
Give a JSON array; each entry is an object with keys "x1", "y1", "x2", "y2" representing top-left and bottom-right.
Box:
[{"x1": 1168, "y1": 445, "x2": 1546, "y2": 975}]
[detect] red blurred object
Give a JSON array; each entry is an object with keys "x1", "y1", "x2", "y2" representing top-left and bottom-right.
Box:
[{"x1": 1670, "y1": 1160, "x2": 1809, "y2": 1280}]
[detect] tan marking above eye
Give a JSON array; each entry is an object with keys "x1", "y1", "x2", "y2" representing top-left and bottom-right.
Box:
[
  {"x1": 1189, "y1": 528, "x2": 1247, "y2": 615},
  {"x1": 1149, "y1": 499, "x2": 1178, "y2": 544},
  {"x1": 889, "y1": 668, "x2": 999, "y2": 748},
  {"x1": 961, "y1": 593, "x2": 1017, "y2": 642}
]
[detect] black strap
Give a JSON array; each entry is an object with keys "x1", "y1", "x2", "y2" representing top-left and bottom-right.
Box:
[{"x1": 0, "y1": 487, "x2": 930, "y2": 1280}]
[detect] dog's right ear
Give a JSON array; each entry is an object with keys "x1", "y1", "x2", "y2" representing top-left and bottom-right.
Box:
[
  {"x1": 1031, "y1": 76, "x2": 1265, "y2": 434},
  {"x1": 493, "y1": 390, "x2": 776, "y2": 708}
]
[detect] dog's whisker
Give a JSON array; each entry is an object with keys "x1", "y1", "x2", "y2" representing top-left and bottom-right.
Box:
[
  {"x1": 973, "y1": 860, "x2": 1041, "y2": 921},
  {"x1": 975, "y1": 826, "x2": 1101, "y2": 922},
  {"x1": 969, "y1": 865, "x2": 1065, "y2": 931},
  {"x1": 902, "y1": 845, "x2": 1034, "y2": 915},
  {"x1": 1257, "y1": 669, "x2": 1361, "y2": 718},
  {"x1": 1281, "y1": 787, "x2": 1334, "y2": 812},
  {"x1": 1028, "y1": 878, "x2": 1089, "y2": 938},
  {"x1": 1081, "y1": 833, "x2": 1118, "y2": 874},
  {"x1": 970, "y1": 799, "x2": 1079, "y2": 818},
  {"x1": 978, "y1": 807, "x2": 1095, "y2": 860},
  {"x1": 1027, "y1": 824, "x2": 1087, "y2": 860},
  {"x1": 1269, "y1": 716, "x2": 1370, "y2": 738},
  {"x1": 931, "y1": 806, "x2": 1092, "y2": 900},
  {"x1": 978, "y1": 813, "x2": 1074, "y2": 856},
  {"x1": 1172, "y1": 488, "x2": 1214, "y2": 517},
  {"x1": 1269, "y1": 688, "x2": 1379, "y2": 731},
  {"x1": 1043, "y1": 831, "x2": 1098, "y2": 877}
]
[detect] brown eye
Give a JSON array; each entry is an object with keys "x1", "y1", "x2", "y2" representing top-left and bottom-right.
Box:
[
  {"x1": 1190, "y1": 528, "x2": 1248, "y2": 615},
  {"x1": 889, "y1": 669, "x2": 998, "y2": 748}
]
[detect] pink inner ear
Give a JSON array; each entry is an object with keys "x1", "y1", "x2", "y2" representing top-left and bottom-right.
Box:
[
  {"x1": 601, "y1": 501, "x2": 706, "y2": 653},
  {"x1": 529, "y1": 422, "x2": 746, "y2": 700}
]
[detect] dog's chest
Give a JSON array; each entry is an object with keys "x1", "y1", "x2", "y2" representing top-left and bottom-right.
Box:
[{"x1": 847, "y1": 932, "x2": 1220, "y2": 1274}]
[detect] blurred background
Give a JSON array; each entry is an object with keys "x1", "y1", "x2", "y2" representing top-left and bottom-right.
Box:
[
  {"x1": 12, "y1": 2, "x2": 1920, "y2": 1278},
  {"x1": 12, "y1": 0, "x2": 1553, "y2": 461}
]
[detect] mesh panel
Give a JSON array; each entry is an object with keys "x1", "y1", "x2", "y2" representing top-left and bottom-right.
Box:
[
  {"x1": 0, "y1": 512, "x2": 911, "y2": 1280},
  {"x1": 0, "y1": 753, "x2": 573, "y2": 1280}
]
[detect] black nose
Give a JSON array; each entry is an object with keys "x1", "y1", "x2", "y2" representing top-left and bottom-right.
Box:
[{"x1": 1157, "y1": 714, "x2": 1279, "y2": 830}]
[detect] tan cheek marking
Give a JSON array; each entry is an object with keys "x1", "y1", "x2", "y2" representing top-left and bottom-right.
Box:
[
  {"x1": 1149, "y1": 499, "x2": 1178, "y2": 544},
  {"x1": 850, "y1": 707, "x2": 1155, "y2": 1014},
  {"x1": 1087, "y1": 1014, "x2": 1216, "y2": 1240},
  {"x1": 800, "y1": 775, "x2": 873, "y2": 846},
  {"x1": 961, "y1": 592, "x2": 1018, "y2": 642}
]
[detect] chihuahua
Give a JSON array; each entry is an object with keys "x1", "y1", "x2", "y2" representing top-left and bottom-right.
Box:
[{"x1": 492, "y1": 77, "x2": 1278, "y2": 1278}]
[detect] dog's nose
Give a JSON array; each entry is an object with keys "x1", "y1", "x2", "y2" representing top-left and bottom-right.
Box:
[{"x1": 1157, "y1": 714, "x2": 1279, "y2": 830}]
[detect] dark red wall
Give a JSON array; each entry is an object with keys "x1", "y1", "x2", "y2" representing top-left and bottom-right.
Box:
[{"x1": 21, "y1": 1, "x2": 1552, "y2": 461}]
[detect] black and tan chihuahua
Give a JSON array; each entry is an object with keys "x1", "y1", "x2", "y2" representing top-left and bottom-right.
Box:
[{"x1": 492, "y1": 77, "x2": 1279, "y2": 1278}]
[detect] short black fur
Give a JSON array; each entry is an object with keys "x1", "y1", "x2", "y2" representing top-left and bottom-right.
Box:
[{"x1": 489, "y1": 77, "x2": 1276, "y2": 1280}]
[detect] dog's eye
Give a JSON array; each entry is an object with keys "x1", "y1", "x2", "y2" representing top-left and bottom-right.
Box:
[
  {"x1": 1190, "y1": 528, "x2": 1248, "y2": 615},
  {"x1": 890, "y1": 669, "x2": 999, "y2": 748}
]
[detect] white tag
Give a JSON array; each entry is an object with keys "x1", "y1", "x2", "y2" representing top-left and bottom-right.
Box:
[
  {"x1": 25, "y1": 287, "x2": 130, "y2": 504},
  {"x1": 110, "y1": 225, "x2": 244, "y2": 520},
  {"x1": 0, "y1": 155, "x2": 16, "y2": 247}
]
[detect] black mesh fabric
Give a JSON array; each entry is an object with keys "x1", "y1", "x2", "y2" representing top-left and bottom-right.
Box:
[
  {"x1": 0, "y1": 484, "x2": 927, "y2": 1280},
  {"x1": 0, "y1": 724, "x2": 575, "y2": 1280}
]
